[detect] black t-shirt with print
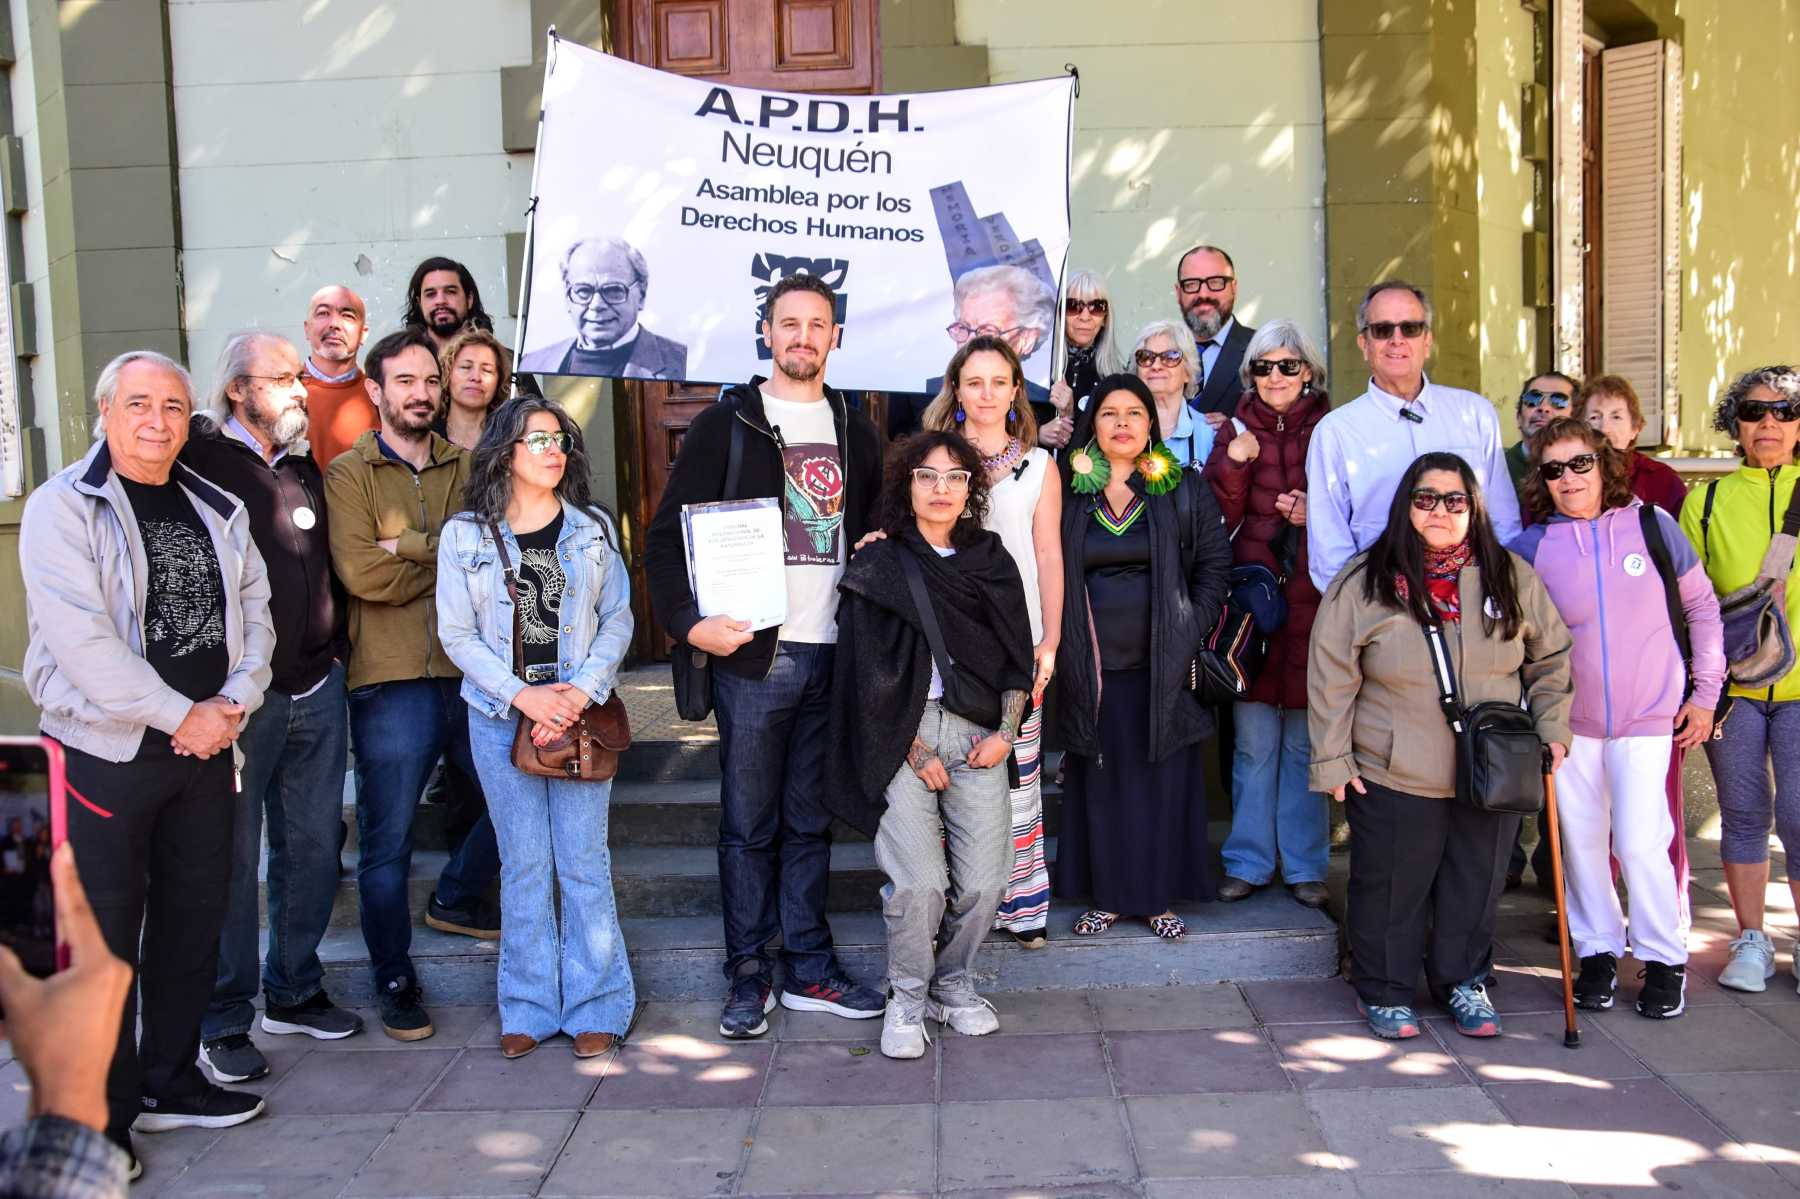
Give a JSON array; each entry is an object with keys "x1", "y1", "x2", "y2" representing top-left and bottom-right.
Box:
[
  {"x1": 118, "y1": 477, "x2": 229, "y2": 704},
  {"x1": 512, "y1": 511, "x2": 565, "y2": 675}
]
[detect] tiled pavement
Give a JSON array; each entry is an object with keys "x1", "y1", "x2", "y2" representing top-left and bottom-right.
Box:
[{"x1": 8, "y1": 937, "x2": 1797, "y2": 1197}]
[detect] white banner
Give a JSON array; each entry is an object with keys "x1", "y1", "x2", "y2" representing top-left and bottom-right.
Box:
[{"x1": 519, "y1": 40, "x2": 1075, "y2": 396}]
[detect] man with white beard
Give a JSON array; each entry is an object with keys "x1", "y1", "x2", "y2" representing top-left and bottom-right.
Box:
[{"x1": 180, "y1": 331, "x2": 366, "y2": 1085}]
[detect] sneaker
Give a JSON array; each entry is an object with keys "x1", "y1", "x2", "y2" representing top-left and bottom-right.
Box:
[
  {"x1": 1357, "y1": 1000, "x2": 1421, "y2": 1040},
  {"x1": 1719, "y1": 929, "x2": 1777, "y2": 992},
  {"x1": 197, "y1": 1033, "x2": 269, "y2": 1084},
  {"x1": 1636, "y1": 961, "x2": 1687, "y2": 1019},
  {"x1": 424, "y1": 892, "x2": 501, "y2": 940},
  {"x1": 781, "y1": 974, "x2": 884, "y2": 1019},
  {"x1": 1574, "y1": 952, "x2": 1618, "y2": 1011},
  {"x1": 133, "y1": 1085, "x2": 265, "y2": 1132},
  {"x1": 719, "y1": 973, "x2": 776, "y2": 1039},
  {"x1": 880, "y1": 1002, "x2": 930, "y2": 1059},
  {"x1": 926, "y1": 993, "x2": 999, "y2": 1036},
  {"x1": 1445, "y1": 982, "x2": 1501, "y2": 1037},
  {"x1": 261, "y1": 991, "x2": 365, "y2": 1040},
  {"x1": 377, "y1": 979, "x2": 435, "y2": 1041}
]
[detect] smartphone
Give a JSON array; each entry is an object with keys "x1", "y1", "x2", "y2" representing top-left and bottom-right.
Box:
[{"x1": 0, "y1": 737, "x2": 68, "y2": 1010}]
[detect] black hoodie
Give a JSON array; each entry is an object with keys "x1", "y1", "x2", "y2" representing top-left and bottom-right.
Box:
[{"x1": 179, "y1": 420, "x2": 345, "y2": 695}]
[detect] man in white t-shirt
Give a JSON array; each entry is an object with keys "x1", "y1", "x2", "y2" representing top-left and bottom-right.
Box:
[{"x1": 645, "y1": 275, "x2": 886, "y2": 1040}]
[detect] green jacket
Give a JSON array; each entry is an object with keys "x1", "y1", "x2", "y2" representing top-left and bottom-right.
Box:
[
  {"x1": 325, "y1": 430, "x2": 470, "y2": 690},
  {"x1": 1679, "y1": 463, "x2": 1800, "y2": 702}
]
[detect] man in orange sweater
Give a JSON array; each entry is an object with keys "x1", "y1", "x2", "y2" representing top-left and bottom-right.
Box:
[{"x1": 302, "y1": 285, "x2": 377, "y2": 468}]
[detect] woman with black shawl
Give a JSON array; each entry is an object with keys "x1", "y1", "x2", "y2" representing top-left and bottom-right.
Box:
[{"x1": 828, "y1": 432, "x2": 1033, "y2": 1061}]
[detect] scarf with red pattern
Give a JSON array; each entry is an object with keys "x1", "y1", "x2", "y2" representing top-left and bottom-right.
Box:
[{"x1": 1395, "y1": 539, "x2": 1473, "y2": 623}]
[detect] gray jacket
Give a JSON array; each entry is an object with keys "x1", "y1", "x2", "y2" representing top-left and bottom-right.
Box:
[{"x1": 20, "y1": 440, "x2": 274, "y2": 762}]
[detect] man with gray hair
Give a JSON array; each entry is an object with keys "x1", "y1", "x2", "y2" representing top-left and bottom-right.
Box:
[
  {"x1": 19, "y1": 349, "x2": 275, "y2": 1166},
  {"x1": 518, "y1": 236, "x2": 689, "y2": 378},
  {"x1": 179, "y1": 332, "x2": 364, "y2": 1087},
  {"x1": 1305, "y1": 279, "x2": 1522, "y2": 593}
]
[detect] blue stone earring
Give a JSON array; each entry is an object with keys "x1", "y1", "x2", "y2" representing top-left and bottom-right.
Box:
[{"x1": 955, "y1": 406, "x2": 965, "y2": 423}]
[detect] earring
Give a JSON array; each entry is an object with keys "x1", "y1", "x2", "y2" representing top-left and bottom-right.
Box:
[
  {"x1": 1006, "y1": 409, "x2": 1016, "y2": 424},
  {"x1": 955, "y1": 406, "x2": 966, "y2": 424}
]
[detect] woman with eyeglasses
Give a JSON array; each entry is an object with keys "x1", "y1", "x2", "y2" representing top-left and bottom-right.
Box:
[
  {"x1": 1578, "y1": 375, "x2": 1688, "y2": 519},
  {"x1": 1042, "y1": 270, "x2": 1125, "y2": 451},
  {"x1": 827, "y1": 432, "x2": 1033, "y2": 1059},
  {"x1": 434, "y1": 327, "x2": 512, "y2": 451},
  {"x1": 1200, "y1": 320, "x2": 1333, "y2": 909},
  {"x1": 435, "y1": 397, "x2": 635, "y2": 1060},
  {"x1": 1310, "y1": 452, "x2": 1572, "y2": 1041},
  {"x1": 921, "y1": 336, "x2": 1061, "y2": 946},
  {"x1": 1512, "y1": 419, "x2": 1723, "y2": 1018},
  {"x1": 1678, "y1": 366, "x2": 1800, "y2": 994},
  {"x1": 1054, "y1": 375, "x2": 1232, "y2": 940},
  {"x1": 1072, "y1": 320, "x2": 1218, "y2": 471}
]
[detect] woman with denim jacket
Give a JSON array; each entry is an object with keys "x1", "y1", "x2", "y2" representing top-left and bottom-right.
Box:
[{"x1": 436, "y1": 397, "x2": 635, "y2": 1060}]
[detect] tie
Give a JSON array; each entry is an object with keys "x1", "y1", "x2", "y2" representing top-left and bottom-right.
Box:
[{"x1": 1197, "y1": 340, "x2": 1217, "y2": 385}]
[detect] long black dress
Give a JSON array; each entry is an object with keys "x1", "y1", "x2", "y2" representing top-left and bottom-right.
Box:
[{"x1": 1052, "y1": 497, "x2": 1214, "y2": 913}]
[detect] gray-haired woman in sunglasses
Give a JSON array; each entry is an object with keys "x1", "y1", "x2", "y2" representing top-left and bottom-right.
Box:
[
  {"x1": 1677, "y1": 365, "x2": 1800, "y2": 996},
  {"x1": 1309, "y1": 451, "x2": 1573, "y2": 1043}
]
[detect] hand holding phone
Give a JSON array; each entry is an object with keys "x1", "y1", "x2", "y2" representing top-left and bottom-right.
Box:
[{"x1": 0, "y1": 843, "x2": 131, "y2": 1132}]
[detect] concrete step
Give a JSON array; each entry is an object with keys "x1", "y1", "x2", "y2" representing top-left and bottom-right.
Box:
[{"x1": 309, "y1": 890, "x2": 1340, "y2": 1005}]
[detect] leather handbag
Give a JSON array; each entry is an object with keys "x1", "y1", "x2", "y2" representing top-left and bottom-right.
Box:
[
  {"x1": 1189, "y1": 568, "x2": 1275, "y2": 703},
  {"x1": 1423, "y1": 622, "x2": 1543, "y2": 815},
  {"x1": 487, "y1": 519, "x2": 630, "y2": 781},
  {"x1": 1700, "y1": 479, "x2": 1800, "y2": 690},
  {"x1": 671, "y1": 398, "x2": 747, "y2": 722}
]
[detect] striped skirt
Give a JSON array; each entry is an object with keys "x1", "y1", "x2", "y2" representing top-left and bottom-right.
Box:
[{"x1": 992, "y1": 698, "x2": 1051, "y2": 933}]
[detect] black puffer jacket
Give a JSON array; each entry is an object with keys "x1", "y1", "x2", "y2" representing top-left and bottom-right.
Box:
[{"x1": 1055, "y1": 470, "x2": 1232, "y2": 761}]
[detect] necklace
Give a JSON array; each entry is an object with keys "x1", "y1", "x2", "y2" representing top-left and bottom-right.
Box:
[{"x1": 979, "y1": 435, "x2": 1023, "y2": 476}]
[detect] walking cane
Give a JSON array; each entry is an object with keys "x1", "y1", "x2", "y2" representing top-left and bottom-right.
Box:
[{"x1": 1542, "y1": 745, "x2": 1581, "y2": 1048}]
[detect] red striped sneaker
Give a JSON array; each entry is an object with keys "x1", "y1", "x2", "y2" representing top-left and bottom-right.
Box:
[{"x1": 780, "y1": 975, "x2": 883, "y2": 1019}]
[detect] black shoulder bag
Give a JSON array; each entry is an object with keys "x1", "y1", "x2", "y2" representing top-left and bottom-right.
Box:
[
  {"x1": 1422, "y1": 621, "x2": 1544, "y2": 814},
  {"x1": 670, "y1": 401, "x2": 745, "y2": 722},
  {"x1": 1640, "y1": 503, "x2": 1733, "y2": 735},
  {"x1": 896, "y1": 548, "x2": 1020, "y2": 787}
]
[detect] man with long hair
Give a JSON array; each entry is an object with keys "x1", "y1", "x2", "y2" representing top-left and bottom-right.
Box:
[{"x1": 402, "y1": 256, "x2": 541, "y2": 396}]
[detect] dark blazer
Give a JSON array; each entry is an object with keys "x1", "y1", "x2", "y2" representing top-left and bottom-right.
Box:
[
  {"x1": 644, "y1": 378, "x2": 881, "y2": 679},
  {"x1": 519, "y1": 327, "x2": 689, "y2": 380},
  {"x1": 1192, "y1": 319, "x2": 1257, "y2": 416}
]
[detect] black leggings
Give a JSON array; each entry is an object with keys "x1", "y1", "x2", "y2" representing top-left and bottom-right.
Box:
[
  {"x1": 65, "y1": 741, "x2": 233, "y2": 1139},
  {"x1": 1344, "y1": 781, "x2": 1518, "y2": 1006}
]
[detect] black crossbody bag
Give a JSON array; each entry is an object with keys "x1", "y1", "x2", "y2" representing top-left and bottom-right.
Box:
[
  {"x1": 1422, "y1": 622, "x2": 1544, "y2": 815},
  {"x1": 897, "y1": 548, "x2": 1021, "y2": 788}
]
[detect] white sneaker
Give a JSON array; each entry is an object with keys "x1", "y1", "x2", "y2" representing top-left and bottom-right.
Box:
[
  {"x1": 927, "y1": 994, "x2": 999, "y2": 1036},
  {"x1": 1719, "y1": 929, "x2": 1777, "y2": 992},
  {"x1": 880, "y1": 1003, "x2": 930, "y2": 1060}
]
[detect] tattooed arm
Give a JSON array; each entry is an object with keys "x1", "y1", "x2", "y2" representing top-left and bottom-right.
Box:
[
  {"x1": 996, "y1": 690, "x2": 1028, "y2": 744},
  {"x1": 908, "y1": 736, "x2": 949, "y2": 791}
]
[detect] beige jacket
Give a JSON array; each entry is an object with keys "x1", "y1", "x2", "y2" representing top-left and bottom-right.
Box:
[{"x1": 1307, "y1": 552, "x2": 1574, "y2": 799}]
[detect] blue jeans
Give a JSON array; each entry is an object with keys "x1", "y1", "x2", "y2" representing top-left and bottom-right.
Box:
[
  {"x1": 203, "y1": 663, "x2": 350, "y2": 1040},
  {"x1": 349, "y1": 677, "x2": 501, "y2": 992},
  {"x1": 467, "y1": 709, "x2": 635, "y2": 1038},
  {"x1": 1222, "y1": 702, "x2": 1328, "y2": 885},
  {"x1": 712, "y1": 642, "x2": 839, "y2": 984}
]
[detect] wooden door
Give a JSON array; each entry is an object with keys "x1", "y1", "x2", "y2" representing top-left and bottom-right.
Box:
[{"x1": 612, "y1": 0, "x2": 882, "y2": 658}]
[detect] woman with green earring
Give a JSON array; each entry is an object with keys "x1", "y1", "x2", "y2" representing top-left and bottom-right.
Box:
[{"x1": 1053, "y1": 374, "x2": 1233, "y2": 939}]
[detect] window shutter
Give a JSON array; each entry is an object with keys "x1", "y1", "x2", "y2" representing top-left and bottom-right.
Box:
[{"x1": 1599, "y1": 40, "x2": 1682, "y2": 446}]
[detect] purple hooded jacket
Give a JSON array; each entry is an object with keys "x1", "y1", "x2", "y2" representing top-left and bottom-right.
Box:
[{"x1": 1513, "y1": 500, "x2": 1724, "y2": 740}]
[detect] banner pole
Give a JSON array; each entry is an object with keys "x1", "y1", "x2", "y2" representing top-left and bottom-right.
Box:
[
  {"x1": 1052, "y1": 65, "x2": 1080, "y2": 401},
  {"x1": 511, "y1": 26, "x2": 558, "y2": 399}
]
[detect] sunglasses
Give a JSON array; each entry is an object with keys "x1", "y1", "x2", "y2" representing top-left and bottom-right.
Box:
[
  {"x1": 566, "y1": 282, "x2": 633, "y2": 307},
  {"x1": 1521, "y1": 390, "x2": 1572, "y2": 410},
  {"x1": 1410, "y1": 489, "x2": 1470, "y2": 514},
  {"x1": 516, "y1": 431, "x2": 572, "y2": 455},
  {"x1": 1065, "y1": 298, "x2": 1108, "y2": 317},
  {"x1": 1135, "y1": 348, "x2": 1185, "y2": 367},
  {"x1": 912, "y1": 467, "x2": 972, "y2": 491},
  {"x1": 1249, "y1": 358, "x2": 1306, "y2": 378},
  {"x1": 1538, "y1": 452, "x2": 1598, "y2": 481},
  {"x1": 1736, "y1": 400, "x2": 1800, "y2": 425},
  {"x1": 1362, "y1": 321, "x2": 1429, "y2": 341},
  {"x1": 1177, "y1": 275, "x2": 1234, "y2": 295}
]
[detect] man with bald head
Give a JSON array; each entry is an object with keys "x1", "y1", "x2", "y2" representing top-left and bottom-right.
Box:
[
  {"x1": 519, "y1": 236, "x2": 688, "y2": 378},
  {"x1": 301, "y1": 284, "x2": 377, "y2": 467},
  {"x1": 181, "y1": 331, "x2": 363, "y2": 1085}
]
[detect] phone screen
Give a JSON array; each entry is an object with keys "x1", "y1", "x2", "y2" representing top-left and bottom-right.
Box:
[{"x1": 0, "y1": 739, "x2": 58, "y2": 982}]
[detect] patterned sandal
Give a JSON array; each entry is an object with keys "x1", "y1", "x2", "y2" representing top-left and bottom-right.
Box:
[
  {"x1": 1073, "y1": 910, "x2": 1118, "y2": 936},
  {"x1": 1149, "y1": 914, "x2": 1187, "y2": 940}
]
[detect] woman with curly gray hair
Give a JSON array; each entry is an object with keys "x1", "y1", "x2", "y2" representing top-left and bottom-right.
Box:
[{"x1": 1679, "y1": 364, "x2": 1800, "y2": 995}]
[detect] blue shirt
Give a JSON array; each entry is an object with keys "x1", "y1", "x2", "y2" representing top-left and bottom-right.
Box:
[
  {"x1": 1198, "y1": 317, "x2": 1235, "y2": 389},
  {"x1": 1163, "y1": 399, "x2": 1217, "y2": 471},
  {"x1": 1304, "y1": 375, "x2": 1523, "y2": 593}
]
